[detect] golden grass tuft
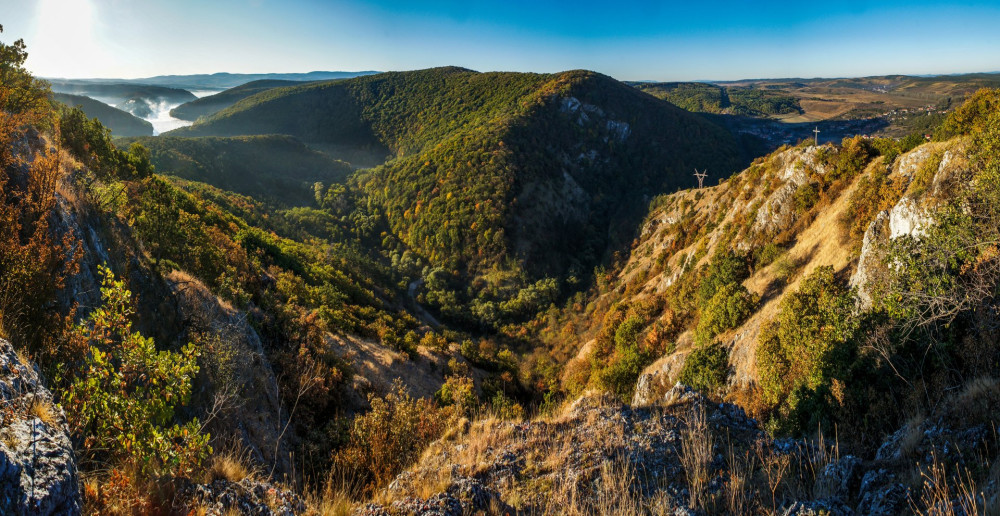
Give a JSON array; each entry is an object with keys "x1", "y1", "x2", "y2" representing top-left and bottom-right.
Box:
[
  {"x1": 304, "y1": 468, "x2": 361, "y2": 516},
  {"x1": 208, "y1": 450, "x2": 254, "y2": 483},
  {"x1": 30, "y1": 396, "x2": 59, "y2": 427}
]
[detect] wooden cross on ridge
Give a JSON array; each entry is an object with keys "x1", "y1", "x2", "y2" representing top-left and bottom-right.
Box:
[
  {"x1": 813, "y1": 127, "x2": 821, "y2": 146},
  {"x1": 694, "y1": 169, "x2": 708, "y2": 189}
]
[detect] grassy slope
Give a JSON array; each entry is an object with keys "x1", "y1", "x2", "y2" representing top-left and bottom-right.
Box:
[{"x1": 52, "y1": 93, "x2": 154, "y2": 137}]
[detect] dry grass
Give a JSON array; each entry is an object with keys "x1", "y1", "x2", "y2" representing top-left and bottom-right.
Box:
[
  {"x1": 304, "y1": 467, "x2": 362, "y2": 516},
  {"x1": 187, "y1": 506, "x2": 208, "y2": 516},
  {"x1": 80, "y1": 468, "x2": 163, "y2": 515},
  {"x1": 679, "y1": 404, "x2": 713, "y2": 510},
  {"x1": 1, "y1": 428, "x2": 20, "y2": 450},
  {"x1": 538, "y1": 459, "x2": 643, "y2": 516},
  {"x1": 208, "y1": 451, "x2": 254, "y2": 483},
  {"x1": 909, "y1": 451, "x2": 984, "y2": 516},
  {"x1": 304, "y1": 491, "x2": 355, "y2": 516},
  {"x1": 756, "y1": 441, "x2": 792, "y2": 513},
  {"x1": 724, "y1": 436, "x2": 757, "y2": 515},
  {"x1": 414, "y1": 467, "x2": 454, "y2": 501},
  {"x1": 898, "y1": 414, "x2": 928, "y2": 461},
  {"x1": 30, "y1": 396, "x2": 59, "y2": 427},
  {"x1": 945, "y1": 376, "x2": 1000, "y2": 425}
]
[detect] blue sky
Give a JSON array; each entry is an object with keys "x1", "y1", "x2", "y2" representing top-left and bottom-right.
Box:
[{"x1": 2, "y1": 0, "x2": 1000, "y2": 81}]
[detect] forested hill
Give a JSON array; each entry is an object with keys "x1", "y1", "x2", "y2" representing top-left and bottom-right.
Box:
[
  {"x1": 167, "y1": 67, "x2": 745, "y2": 328},
  {"x1": 167, "y1": 67, "x2": 742, "y2": 169},
  {"x1": 51, "y1": 92, "x2": 154, "y2": 137},
  {"x1": 120, "y1": 135, "x2": 354, "y2": 205}
]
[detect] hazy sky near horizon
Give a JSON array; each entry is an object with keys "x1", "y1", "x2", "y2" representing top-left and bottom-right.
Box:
[{"x1": 2, "y1": 0, "x2": 1000, "y2": 81}]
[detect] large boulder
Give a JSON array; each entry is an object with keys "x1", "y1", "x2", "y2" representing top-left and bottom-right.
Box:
[{"x1": 0, "y1": 339, "x2": 80, "y2": 515}]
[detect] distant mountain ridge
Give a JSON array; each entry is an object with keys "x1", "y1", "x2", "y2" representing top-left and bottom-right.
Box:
[
  {"x1": 45, "y1": 71, "x2": 380, "y2": 91},
  {"x1": 48, "y1": 81, "x2": 196, "y2": 120},
  {"x1": 169, "y1": 80, "x2": 308, "y2": 121}
]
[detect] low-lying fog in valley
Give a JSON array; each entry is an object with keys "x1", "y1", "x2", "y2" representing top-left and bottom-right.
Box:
[{"x1": 146, "y1": 90, "x2": 218, "y2": 134}]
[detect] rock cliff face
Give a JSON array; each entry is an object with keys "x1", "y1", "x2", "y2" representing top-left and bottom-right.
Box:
[
  {"x1": 566, "y1": 138, "x2": 969, "y2": 402},
  {"x1": 588, "y1": 143, "x2": 857, "y2": 398},
  {"x1": 850, "y1": 142, "x2": 966, "y2": 307},
  {"x1": 0, "y1": 339, "x2": 80, "y2": 515}
]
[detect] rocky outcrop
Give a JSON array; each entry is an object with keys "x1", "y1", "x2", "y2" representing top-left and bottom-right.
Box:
[
  {"x1": 164, "y1": 271, "x2": 295, "y2": 476},
  {"x1": 174, "y1": 477, "x2": 306, "y2": 515},
  {"x1": 850, "y1": 142, "x2": 962, "y2": 308},
  {"x1": 355, "y1": 477, "x2": 509, "y2": 516},
  {"x1": 749, "y1": 145, "x2": 830, "y2": 241},
  {"x1": 0, "y1": 339, "x2": 80, "y2": 515},
  {"x1": 361, "y1": 385, "x2": 764, "y2": 514},
  {"x1": 367, "y1": 381, "x2": 998, "y2": 515}
]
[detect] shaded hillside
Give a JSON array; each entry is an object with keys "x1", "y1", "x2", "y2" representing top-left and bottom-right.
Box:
[
  {"x1": 52, "y1": 92, "x2": 153, "y2": 137},
  {"x1": 48, "y1": 80, "x2": 196, "y2": 118},
  {"x1": 166, "y1": 68, "x2": 744, "y2": 328},
  {"x1": 121, "y1": 135, "x2": 353, "y2": 205},
  {"x1": 169, "y1": 80, "x2": 305, "y2": 121}
]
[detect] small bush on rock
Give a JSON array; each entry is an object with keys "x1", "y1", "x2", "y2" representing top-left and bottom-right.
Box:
[
  {"x1": 679, "y1": 341, "x2": 730, "y2": 395},
  {"x1": 60, "y1": 266, "x2": 210, "y2": 478}
]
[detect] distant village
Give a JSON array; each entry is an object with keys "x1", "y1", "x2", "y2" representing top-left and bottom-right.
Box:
[{"x1": 726, "y1": 102, "x2": 941, "y2": 149}]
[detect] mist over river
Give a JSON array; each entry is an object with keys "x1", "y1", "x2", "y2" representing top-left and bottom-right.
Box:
[{"x1": 147, "y1": 89, "x2": 220, "y2": 135}]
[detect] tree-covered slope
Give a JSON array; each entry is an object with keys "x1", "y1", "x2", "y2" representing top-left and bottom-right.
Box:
[
  {"x1": 632, "y1": 81, "x2": 802, "y2": 117},
  {"x1": 167, "y1": 67, "x2": 744, "y2": 327},
  {"x1": 121, "y1": 135, "x2": 353, "y2": 205},
  {"x1": 169, "y1": 79, "x2": 305, "y2": 121},
  {"x1": 356, "y1": 70, "x2": 743, "y2": 275},
  {"x1": 52, "y1": 93, "x2": 153, "y2": 137}
]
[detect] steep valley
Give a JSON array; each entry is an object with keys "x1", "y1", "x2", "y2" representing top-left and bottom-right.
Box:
[{"x1": 4, "y1": 25, "x2": 1000, "y2": 514}]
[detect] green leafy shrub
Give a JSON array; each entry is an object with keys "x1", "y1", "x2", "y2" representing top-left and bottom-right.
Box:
[
  {"x1": 615, "y1": 315, "x2": 646, "y2": 349},
  {"x1": 60, "y1": 266, "x2": 210, "y2": 477},
  {"x1": 793, "y1": 182, "x2": 819, "y2": 213},
  {"x1": 755, "y1": 266, "x2": 858, "y2": 434},
  {"x1": 908, "y1": 149, "x2": 944, "y2": 198},
  {"x1": 754, "y1": 242, "x2": 784, "y2": 270},
  {"x1": 697, "y1": 250, "x2": 750, "y2": 307},
  {"x1": 0, "y1": 25, "x2": 51, "y2": 117},
  {"x1": 489, "y1": 391, "x2": 524, "y2": 420},
  {"x1": 593, "y1": 340, "x2": 651, "y2": 401},
  {"x1": 831, "y1": 136, "x2": 875, "y2": 181},
  {"x1": 59, "y1": 107, "x2": 153, "y2": 180},
  {"x1": 434, "y1": 375, "x2": 478, "y2": 415},
  {"x1": 679, "y1": 341, "x2": 730, "y2": 395},
  {"x1": 933, "y1": 88, "x2": 1000, "y2": 140},
  {"x1": 842, "y1": 163, "x2": 907, "y2": 244},
  {"x1": 695, "y1": 283, "x2": 758, "y2": 345}
]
